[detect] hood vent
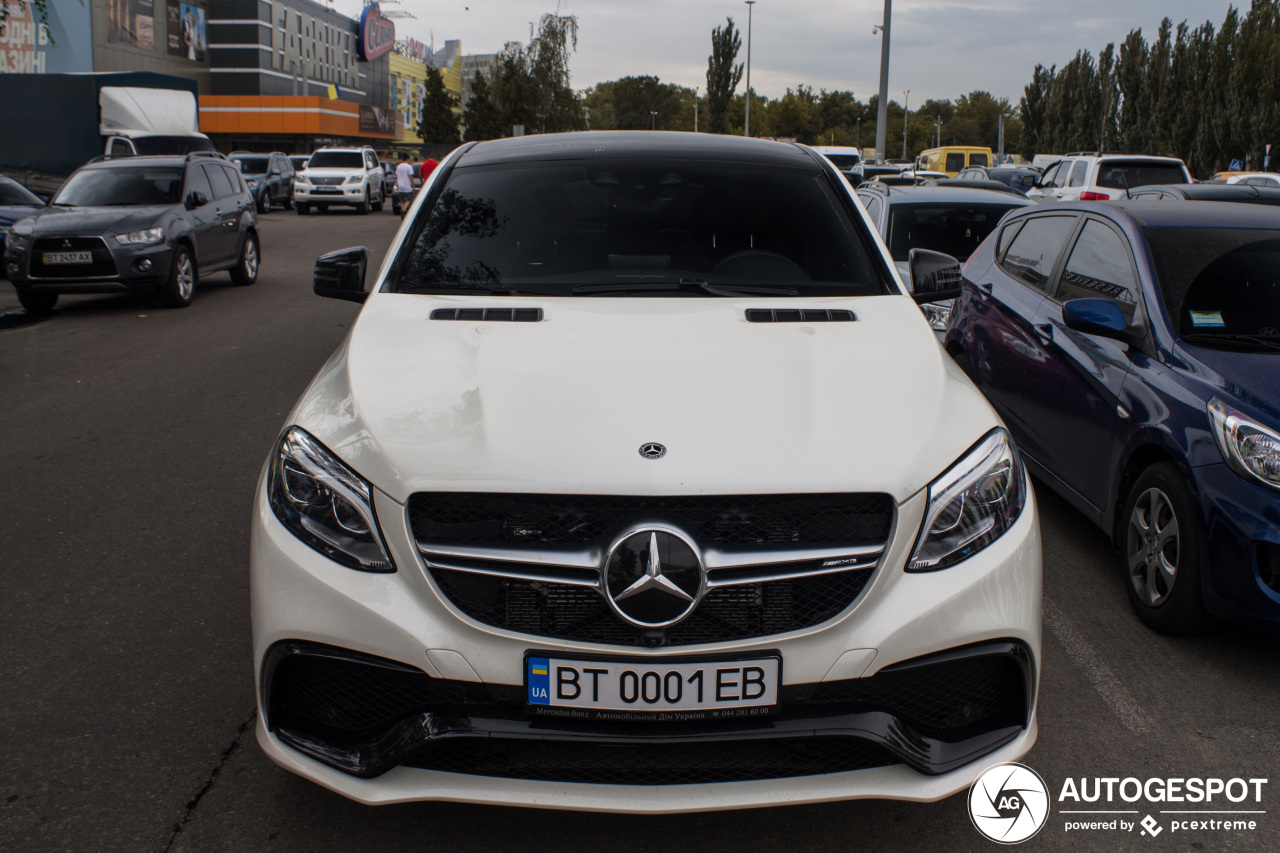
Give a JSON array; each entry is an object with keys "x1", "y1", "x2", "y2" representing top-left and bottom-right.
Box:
[
  {"x1": 431, "y1": 308, "x2": 543, "y2": 322},
  {"x1": 746, "y1": 309, "x2": 855, "y2": 323}
]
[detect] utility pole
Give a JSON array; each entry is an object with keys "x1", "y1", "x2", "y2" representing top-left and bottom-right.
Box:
[
  {"x1": 694, "y1": 86, "x2": 699, "y2": 133},
  {"x1": 998, "y1": 113, "x2": 1005, "y2": 162},
  {"x1": 935, "y1": 115, "x2": 940, "y2": 148},
  {"x1": 901, "y1": 89, "x2": 909, "y2": 160},
  {"x1": 744, "y1": 1, "x2": 756, "y2": 137},
  {"x1": 873, "y1": 0, "x2": 891, "y2": 162}
]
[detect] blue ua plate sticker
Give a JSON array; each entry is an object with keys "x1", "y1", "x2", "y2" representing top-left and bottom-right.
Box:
[
  {"x1": 1190, "y1": 310, "x2": 1226, "y2": 328},
  {"x1": 528, "y1": 657, "x2": 550, "y2": 704}
]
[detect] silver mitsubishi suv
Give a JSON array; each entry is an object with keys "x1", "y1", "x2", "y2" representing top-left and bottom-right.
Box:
[{"x1": 293, "y1": 147, "x2": 385, "y2": 215}]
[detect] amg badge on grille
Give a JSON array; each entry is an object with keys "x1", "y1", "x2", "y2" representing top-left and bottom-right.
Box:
[{"x1": 639, "y1": 442, "x2": 666, "y2": 459}]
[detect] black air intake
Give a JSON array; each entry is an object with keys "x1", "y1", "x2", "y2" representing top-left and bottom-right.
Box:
[
  {"x1": 746, "y1": 309, "x2": 855, "y2": 323},
  {"x1": 430, "y1": 308, "x2": 543, "y2": 322}
]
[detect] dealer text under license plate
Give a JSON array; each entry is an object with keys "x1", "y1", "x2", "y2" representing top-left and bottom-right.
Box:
[{"x1": 527, "y1": 656, "x2": 779, "y2": 714}]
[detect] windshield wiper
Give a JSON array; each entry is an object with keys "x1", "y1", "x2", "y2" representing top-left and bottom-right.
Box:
[
  {"x1": 572, "y1": 279, "x2": 798, "y2": 296},
  {"x1": 1180, "y1": 332, "x2": 1280, "y2": 352}
]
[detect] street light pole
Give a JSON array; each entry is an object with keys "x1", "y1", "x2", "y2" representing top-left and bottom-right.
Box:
[
  {"x1": 744, "y1": 1, "x2": 756, "y2": 137},
  {"x1": 694, "y1": 86, "x2": 699, "y2": 133},
  {"x1": 650, "y1": 110, "x2": 658, "y2": 130},
  {"x1": 902, "y1": 89, "x2": 909, "y2": 160},
  {"x1": 873, "y1": 0, "x2": 891, "y2": 162}
]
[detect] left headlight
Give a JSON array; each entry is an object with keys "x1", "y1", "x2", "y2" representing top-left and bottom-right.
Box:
[
  {"x1": 1208, "y1": 397, "x2": 1280, "y2": 492},
  {"x1": 345, "y1": 175, "x2": 363, "y2": 184},
  {"x1": 267, "y1": 427, "x2": 395, "y2": 572},
  {"x1": 114, "y1": 227, "x2": 165, "y2": 246},
  {"x1": 907, "y1": 428, "x2": 1026, "y2": 571},
  {"x1": 921, "y1": 301, "x2": 952, "y2": 332}
]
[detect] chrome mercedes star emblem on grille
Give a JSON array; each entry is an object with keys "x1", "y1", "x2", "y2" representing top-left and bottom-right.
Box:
[
  {"x1": 604, "y1": 526, "x2": 704, "y2": 628},
  {"x1": 639, "y1": 442, "x2": 666, "y2": 459}
]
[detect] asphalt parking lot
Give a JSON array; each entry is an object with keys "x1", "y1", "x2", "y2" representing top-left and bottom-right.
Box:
[{"x1": 2, "y1": 208, "x2": 1278, "y2": 853}]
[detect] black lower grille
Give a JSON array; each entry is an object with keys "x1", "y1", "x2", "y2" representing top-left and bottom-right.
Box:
[
  {"x1": 29, "y1": 237, "x2": 117, "y2": 279},
  {"x1": 409, "y1": 492, "x2": 894, "y2": 547},
  {"x1": 432, "y1": 566, "x2": 873, "y2": 646},
  {"x1": 265, "y1": 640, "x2": 1033, "y2": 781},
  {"x1": 403, "y1": 737, "x2": 896, "y2": 785}
]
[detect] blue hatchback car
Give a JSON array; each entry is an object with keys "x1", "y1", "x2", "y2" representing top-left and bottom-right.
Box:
[{"x1": 946, "y1": 200, "x2": 1280, "y2": 634}]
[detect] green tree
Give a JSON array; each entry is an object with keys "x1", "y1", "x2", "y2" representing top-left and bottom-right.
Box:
[
  {"x1": 1019, "y1": 64, "x2": 1054, "y2": 158},
  {"x1": 706, "y1": 18, "x2": 743, "y2": 134},
  {"x1": 485, "y1": 13, "x2": 585, "y2": 135},
  {"x1": 462, "y1": 71, "x2": 503, "y2": 142},
  {"x1": 418, "y1": 65, "x2": 460, "y2": 146},
  {"x1": 769, "y1": 85, "x2": 820, "y2": 143}
]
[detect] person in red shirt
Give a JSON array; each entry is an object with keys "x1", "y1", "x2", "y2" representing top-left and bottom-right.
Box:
[{"x1": 420, "y1": 157, "x2": 439, "y2": 184}]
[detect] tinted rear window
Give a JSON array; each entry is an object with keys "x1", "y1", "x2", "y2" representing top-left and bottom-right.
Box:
[
  {"x1": 308, "y1": 151, "x2": 365, "y2": 169},
  {"x1": 945, "y1": 153, "x2": 965, "y2": 172},
  {"x1": 886, "y1": 202, "x2": 1025, "y2": 261},
  {"x1": 1097, "y1": 160, "x2": 1187, "y2": 189},
  {"x1": 392, "y1": 159, "x2": 887, "y2": 297},
  {"x1": 969, "y1": 153, "x2": 989, "y2": 167}
]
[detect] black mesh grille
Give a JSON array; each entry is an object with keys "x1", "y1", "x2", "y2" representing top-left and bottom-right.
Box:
[
  {"x1": 431, "y1": 566, "x2": 873, "y2": 646},
  {"x1": 403, "y1": 737, "x2": 896, "y2": 785},
  {"x1": 312, "y1": 176, "x2": 346, "y2": 186},
  {"x1": 409, "y1": 493, "x2": 894, "y2": 547},
  {"x1": 29, "y1": 237, "x2": 117, "y2": 279}
]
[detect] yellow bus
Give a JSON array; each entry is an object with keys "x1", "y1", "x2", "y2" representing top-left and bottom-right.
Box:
[{"x1": 915, "y1": 146, "x2": 995, "y2": 178}]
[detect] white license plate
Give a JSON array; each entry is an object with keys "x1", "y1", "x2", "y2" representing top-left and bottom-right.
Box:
[
  {"x1": 43, "y1": 251, "x2": 93, "y2": 264},
  {"x1": 526, "y1": 655, "x2": 780, "y2": 716}
]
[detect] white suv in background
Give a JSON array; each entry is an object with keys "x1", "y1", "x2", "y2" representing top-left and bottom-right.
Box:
[
  {"x1": 1027, "y1": 152, "x2": 1192, "y2": 203},
  {"x1": 294, "y1": 147, "x2": 385, "y2": 214}
]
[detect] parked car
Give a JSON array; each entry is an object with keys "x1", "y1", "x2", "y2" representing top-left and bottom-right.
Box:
[
  {"x1": 849, "y1": 162, "x2": 904, "y2": 186},
  {"x1": 293, "y1": 147, "x2": 385, "y2": 214},
  {"x1": 956, "y1": 165, "x2": 1043, "y2": 195},
  {"x1": 1126, "y1": 183, "x2": 1280, "y2": 204},
  {"x1": 916, "y1": 146, "x2": 995, "y2": 177},
  {"x1": 251, "y1": 131, "x2": 1042, "y2": 811},
  {"x1": 230, "y1": 151, "x2": 295, "y2": 213},
  {"x1": 857, "y1": 183, "x2": 1033, "y2": 332},
  {"x1": 1027, "y1": 153, "x2": 1191, "y2": 203},
  {"x1": 925, "y1": 178, "x2": 1029, "y2": 197},
  {"x1": 946, "y1": 200, "x2": 1280, "y2": 635},
  {"x1": 1226, "y1": 172, "x2": 1280, "y2": 188},
  {"x1": 0, "y1": 174, "x2": 46, "y2": 270},
  {"x1": 288, "y1": 155, "x2": 311, "y2": 173},
  {"x1": 378, "y1": 159, "x2": 397, "y2": 198},
  {"x1": 812, "y1": 145, "x2": 862, "y2": 181},
  {"x1": 4, "y1": 152, "x2": 259, "y2": 313}
]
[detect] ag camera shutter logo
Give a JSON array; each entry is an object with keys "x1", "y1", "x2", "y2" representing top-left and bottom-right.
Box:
[{"x1": 969, "y1": 763, "x2": 1051, "y2": 844}]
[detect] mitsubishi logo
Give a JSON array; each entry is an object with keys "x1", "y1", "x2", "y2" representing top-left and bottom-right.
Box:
[
  {"x1": 603, "y1": 526, "x2": 704, "y2": 628},
  {"x1": 61, "y1": 239, "x2": 73, "y2": 250}
]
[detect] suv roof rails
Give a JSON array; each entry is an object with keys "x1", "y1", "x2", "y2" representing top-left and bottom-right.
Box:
[
  {"x1": 1063, "y1": 151, "x2": 1177, "y2": 159},
  {"x1": 186, "y1": 151, "x2": 228, "y2": 161}
]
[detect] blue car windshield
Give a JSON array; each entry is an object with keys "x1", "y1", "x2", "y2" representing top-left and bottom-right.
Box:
[{"x1": 1146, "y1": 228, "x2": 1280, "y2": 340}]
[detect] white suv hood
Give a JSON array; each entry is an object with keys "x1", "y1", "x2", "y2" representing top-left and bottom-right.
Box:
[{"x1": 290, "y1": 294, "x2": 1000, "y2": 504}]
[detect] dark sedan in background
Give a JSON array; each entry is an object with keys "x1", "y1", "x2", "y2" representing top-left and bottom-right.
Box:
[
  {"x1": 5, "y1": 152, "x2": 260, "y2": 313},
  {"x1": 1127, "y1": 183, "x2": 1280, "y2": 205},
  {"x1": 955, "y1": 165, "x2": 1043, "y2": 195},
  {"x1": 230, "y1": 152, "x2": 295, "y2": 213},
  {"x1": 945, "y1": 200, "x2": 1280, "y2": 635},
  {"x1": 0, "y1": 174, "x2": 45, "y2": 271}
]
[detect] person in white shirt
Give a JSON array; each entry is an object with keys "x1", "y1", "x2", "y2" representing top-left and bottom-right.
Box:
[{"x1": 393, "y1": 153, "x2": 415, "y2": 216}]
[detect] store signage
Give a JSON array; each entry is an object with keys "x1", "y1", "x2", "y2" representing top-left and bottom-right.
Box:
[
  {"x1": 359, "y1": 104, "x2": 394, "y2": 135},
  {"x1": 358, "y1": 3, "x2": 395, "y2": 62},
  {"x1": 402, "y1": 37, "x2": 427, "y2": 63}
]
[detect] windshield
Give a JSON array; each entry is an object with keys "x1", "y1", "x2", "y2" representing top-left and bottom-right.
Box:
[
  {"x1": 825, "y1": 155, "x2": 860, "y2": 170},
  {"x1": 53, "y1": 167, "x2": 185, "y2": 207},
  {"x1": 130, "y1": 136, "x2": 216, "y2": 156},
  {"x1": 887, "y1": 202, "x2": 1024, "y2": 261},
  {"x1": 392, "y1": 159, "x2": 886, "y2": 296},
  {"x1": 232, "y1": 156, "x2": 270, "y2": 174},
  {"x1": 0, "y1": 177, "x2": 42, "y2": 206},
  {"x1": 1146, "y1": 227, "x2": 1280, "y2": 346},
  {"x1": 308, "y1": 152, "x2": 364, "y2": 169},
  {"x1": 1098, "y1": 160, "x2": 1187, "y2": 189}
]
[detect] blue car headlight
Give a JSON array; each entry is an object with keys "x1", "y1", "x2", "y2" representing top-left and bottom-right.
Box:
[
  {"x1": 1209, "y1": 398, "x2": 1280, "y2": 491},
  {"x1": 907, "y1": 428, "x2": 1026, "y2": 571}
]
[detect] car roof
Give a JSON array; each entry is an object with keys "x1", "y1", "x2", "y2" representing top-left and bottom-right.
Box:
[
  {"x1": 83, "y1": 155, "x2": 197, "y2": 169},
  {"x1": 862, "y1": 184, "x2": 1035, "y2": 205},
  {"x1": 459, "y1": 131, "x2": 821, "y2": 169},
  {"x1": 1022, "y1": 199, "x2": 1280, "y2": 229},
  {"x1": 1131, "y1": 184, "x2": 1280, "y2": 202}
]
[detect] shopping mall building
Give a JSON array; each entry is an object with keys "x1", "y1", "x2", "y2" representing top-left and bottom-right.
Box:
[{"x1": 2, "y1": 0, "x2": 478, "y2": 153}]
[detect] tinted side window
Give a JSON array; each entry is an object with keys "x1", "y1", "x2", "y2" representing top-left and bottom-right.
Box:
[
  {"x1": 996, "y1": 221, "x2": 1024, "y2": 260},
  {"x1": 1054, "y1": 219, "x2": 1140, "y2": 319},
  {"x1": 1039, "y1": 163, "x2": 1060, "y2": 186},
  {"x1": 224, "y1": 165, "x2": 248, "y2": 193},
  {"x1": 999, "y1": 215, "x2": 1078, "y2": 291},
  {"x1": 186, "y1": 163, "x2": 213, "y2": 199},
  {"x1": 1053, "y1": 161, "x2": 1073, "y2": 188},
  {"x1": 969, "y1": 153, "x2": 989, "y2": 167},
  {"x1": 203, "y1": 163, "x2": 234, "y2": 198},
  {"x1": 1069, "y1": 161, "x2": 1088, "y2": 187},
  {"x1": 945, "y1": 152, "x2": 965, "y2": 172}
]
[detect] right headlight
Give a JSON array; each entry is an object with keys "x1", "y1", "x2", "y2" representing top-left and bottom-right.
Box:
[
  {"x1": 907, "y1": 428, "x2": 1026, "y2": 571},
  {"x1": 267, "y1": 427, "x2": 395, "y2": 572},
  {"x1": 1208, "y1": 397, "x2": 1280, "y2": 492}
]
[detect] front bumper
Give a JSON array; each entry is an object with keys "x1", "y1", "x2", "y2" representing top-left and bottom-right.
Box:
[
  {"x1": 1192, "y1": 462, "x2": 1280, "y2": 634},
  {"x1": 6, "y1": 237, "x2": 172, "y2": 292},
  {"x1": 294, "y1": 184, "x2": 366, "y2": 205},
  {"x1": 250, "y1": 471, "x2": 1042, "y2": 810}
]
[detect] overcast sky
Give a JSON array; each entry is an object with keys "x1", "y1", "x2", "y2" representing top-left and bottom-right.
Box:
[{"x1": 338, "y1": 0, "x2": 1240, "y2": 106}]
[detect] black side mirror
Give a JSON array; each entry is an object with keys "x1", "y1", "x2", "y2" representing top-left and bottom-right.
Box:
[
  {"x1": 314, "y1": 247, "x2": 369, "y2": 303},
  {"x1": 1062, "y1": 298, "x2": 1130, "y2": 339},
  {"x1": 908, "y1": 249, "x2": 963, "y2": 303},
  {"x1": 185, "y1": 191, "x2": 209, "y2": 209}
]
